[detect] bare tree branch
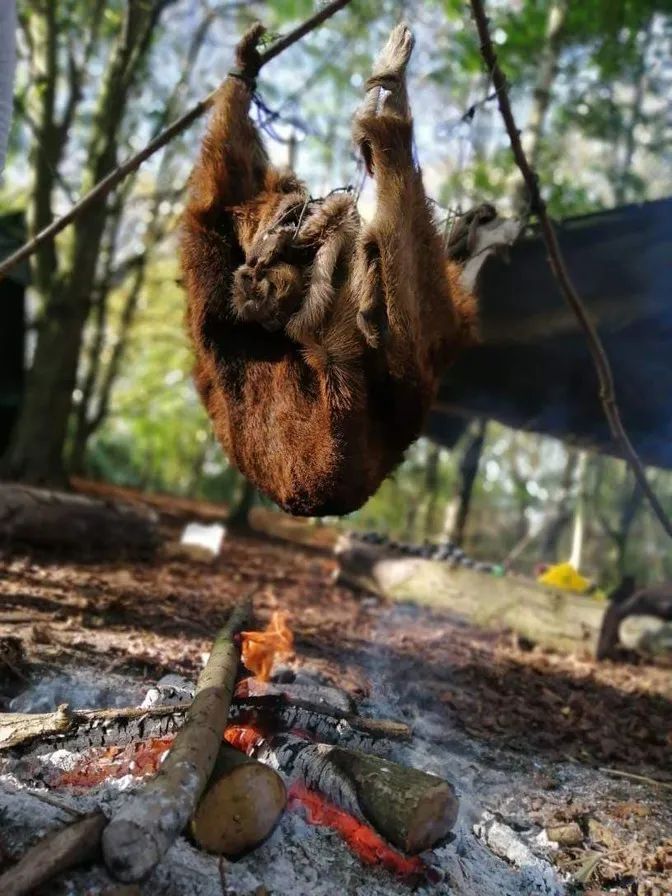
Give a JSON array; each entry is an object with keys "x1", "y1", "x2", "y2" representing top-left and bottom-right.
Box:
[{"x1": 469, "y1": 0, "x2": 672, "y2": 539}]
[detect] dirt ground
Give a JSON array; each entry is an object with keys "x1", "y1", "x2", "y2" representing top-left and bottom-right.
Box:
[{"x1": 0, "y1": 500, "x2": 671, "y2": 894}]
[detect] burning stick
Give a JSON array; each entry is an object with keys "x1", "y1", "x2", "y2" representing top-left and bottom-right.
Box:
[
  {"x1": 226, "y1": 729, "x2": 459, "y2": 854},
  {"x1": 190, "y1": 743, "x2": 286, "y2": 855},
  {"x1": 102, "y1": 599, "x2": 251, "y2": 882},
  {"x1": 0, "y1": 811, "x2": 106, "y2": 896}
]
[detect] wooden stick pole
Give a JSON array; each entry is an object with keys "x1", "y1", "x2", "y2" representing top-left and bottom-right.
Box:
[
  {"x1": 102, "y1": 599, "x2": 251, "y2": 882},
  {"x1": 0, "y1": 0, "x2": 353, "y2": 282},
  {"x1": 468, "y1": 0, "x2": 672, "y2": 539}
]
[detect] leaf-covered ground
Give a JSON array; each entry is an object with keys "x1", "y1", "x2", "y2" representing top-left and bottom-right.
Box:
[{"x1": 1, "y1": 504, "x2": 670, "y2": 894}]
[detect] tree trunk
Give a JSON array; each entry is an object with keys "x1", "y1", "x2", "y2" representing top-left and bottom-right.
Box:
[
  {"x1": 227, "y1": 730, "x2": 459, "y2": 855},
  {"x1": 448, "y1": 420, "x2": 486, "y2": 547},
  {"x1": 228, "y1": 478, "x2": 257, "y2": 531},
  {"x1": 568, "y1": 450, "x2": 588, "y2": 569},
  {"x1": 514, "y1": 0, "x2": 568, "y2": 213},
  {"x1": 190, "y1": 744, "x2": 286, "y2": 856},
  {"x1": 614, "y1": 16, "x2": 654, "y2": 206},
  {"x1": 3, "y1": 0, "x2": 173, "y2": 485},
  {"x1": 69, "y1": 9, "x2": 215, "y2": 471},
  {"x1": 539, "y1": 448, "x2": 576, "y2": 559},
  {"x1": 422, "y1": 444, "x2": 441, "y2": 537}
]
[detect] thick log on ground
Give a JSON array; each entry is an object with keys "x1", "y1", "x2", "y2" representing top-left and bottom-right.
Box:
[
  {"x1": 102, "y1": 600, "x2": 251, "y2": 882},
  {"x1": 335, "y1": 537, "x2": 606, "y2": 654},
  {"x1": 0, "y1": 811, "x2": 106, "y2": 896},
  {"x1": 0, "y1": 483, "x2": 159, "y2": 556},
  {"x1": 431, "y1": 197, "x2": 672, "y2": 468},
  {"x1": 229, "y1": 730, "x2": 458, "y2": 854},
  {"x1": 190, "y1": 743, "x2": 286, "y2": 855}
]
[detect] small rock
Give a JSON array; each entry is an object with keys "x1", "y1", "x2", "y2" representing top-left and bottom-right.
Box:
[{"x1": 546, "y1": 822, "x2": 583, "y2": 847}]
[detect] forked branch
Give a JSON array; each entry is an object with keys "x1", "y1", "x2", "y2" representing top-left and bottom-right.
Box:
[{"x1": 469, "y1": 0, "x2": 672, "y2": 539}]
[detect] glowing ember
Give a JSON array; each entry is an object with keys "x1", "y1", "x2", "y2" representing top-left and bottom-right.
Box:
[
  {"x1": 224, "y1": 723, "x2": 268, "y2": 754},
  {"x1": 288, "y1": 783, "x2": 426, "y2": 881},
  {"x1": 53, "y1": 736, "x2": 174, "y2": 788},
  {"x1": 240, "y1": 610, "x2": 294, "y2": 681}
]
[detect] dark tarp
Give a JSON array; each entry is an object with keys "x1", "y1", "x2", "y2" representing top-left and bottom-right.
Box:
[{"x1": 430, "y1": 196, "x2": 672, "y2": 469}]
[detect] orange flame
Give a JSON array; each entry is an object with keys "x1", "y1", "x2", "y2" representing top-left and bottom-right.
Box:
[
  {"x1": 240, "y1": 610, "x2": 294, "y2": 681},
  {"x1": 288, "y1": 783, "x2": 426, "y2": 881}
]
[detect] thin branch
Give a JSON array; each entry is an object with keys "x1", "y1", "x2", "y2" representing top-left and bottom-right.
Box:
[
  {"x1": 0, "y1": 0, "x2": 353, "y2": 281},
  {"x1": 468, "y1": 0, "x2": 672, "y2": 539}
]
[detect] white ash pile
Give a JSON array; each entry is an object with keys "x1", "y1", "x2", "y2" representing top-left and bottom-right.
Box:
[{"x1": 0, "y1": 640, "x2": 565, "y2": 896}]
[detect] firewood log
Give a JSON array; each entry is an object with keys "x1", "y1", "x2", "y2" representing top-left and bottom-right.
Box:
[
  {"x1": 102, "y1": 599, "x2": 251, "y2": 882},
  {"x1": 233, "y1": 732, "x2": 459, "y2": 854},
  {"x1": 190, "y1": 743, "x2": 286, "y2": 855}
]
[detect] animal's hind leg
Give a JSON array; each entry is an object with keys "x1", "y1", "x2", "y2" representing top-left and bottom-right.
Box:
[{"x1": 351, "y1": 24, "x2": 432, "y2": 374}]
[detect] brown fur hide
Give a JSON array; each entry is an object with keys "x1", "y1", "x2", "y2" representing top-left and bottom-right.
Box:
[{"x1": 181, "y1": 25, "x2": 478, "y2": 516}]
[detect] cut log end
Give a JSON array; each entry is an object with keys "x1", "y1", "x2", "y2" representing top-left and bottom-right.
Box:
[
  {"x1": 190, "y1": 745, "x2": 286, "y2": 855},
  {"x1": 331, "y1": 748, "x2": 459, "y2": 854},
  {"x1": 404, "y1": 780, "x2": 459, "y2": 854}
]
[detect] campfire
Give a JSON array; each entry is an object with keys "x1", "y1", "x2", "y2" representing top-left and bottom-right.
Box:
[{"x1": 0, "y1": 602, "x2": 459, "y2": 892}]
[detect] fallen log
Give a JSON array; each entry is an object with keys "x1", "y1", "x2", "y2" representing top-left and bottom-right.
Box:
[
  {"x1": 102, "y1": 599, "x2": 251, "y2": 882},
  {"x1": 0, "y1": 811, "x2": 106, "y2": 896},
  {"x1": 227, "y1": 730, "x2": 458, "y2": 854},
  {"x1": 190, "y1": 743, "x2": 286, "y2": 855},
  {"x1": 335, "y1": 535, "x2": 606, "y2": 653},
  {"x1": 0, "y1": 483, "x2": 159, "y2": 557}
]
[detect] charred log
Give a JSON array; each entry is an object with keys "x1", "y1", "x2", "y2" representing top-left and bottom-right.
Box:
[
  {"x1": 7, "y1": 696, "x2": 409, "y2": 760},
  {"x1": 236, "y1": 677, "x2": 355, "y2": 713},
  {"x1": 2, "y1": 703, "x2": 187, "y2": 755}
]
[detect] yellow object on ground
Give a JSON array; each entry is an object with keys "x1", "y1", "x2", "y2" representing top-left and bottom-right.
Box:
[{"x1": 537, "y1": 562, "x2": 592, "y2": 594}]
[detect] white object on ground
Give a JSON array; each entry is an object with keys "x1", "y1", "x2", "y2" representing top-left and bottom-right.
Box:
[{"x1": 179, "y1": 521, "x2": 226, "y2": 556}]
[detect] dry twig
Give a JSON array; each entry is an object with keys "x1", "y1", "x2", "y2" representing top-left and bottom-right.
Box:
[
  {"x1": 469, "y1": 0, "x2": 672, "y2": 538},
  {"x1": 0, "y1": 0, "x2": 353, "y2": 281}
]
